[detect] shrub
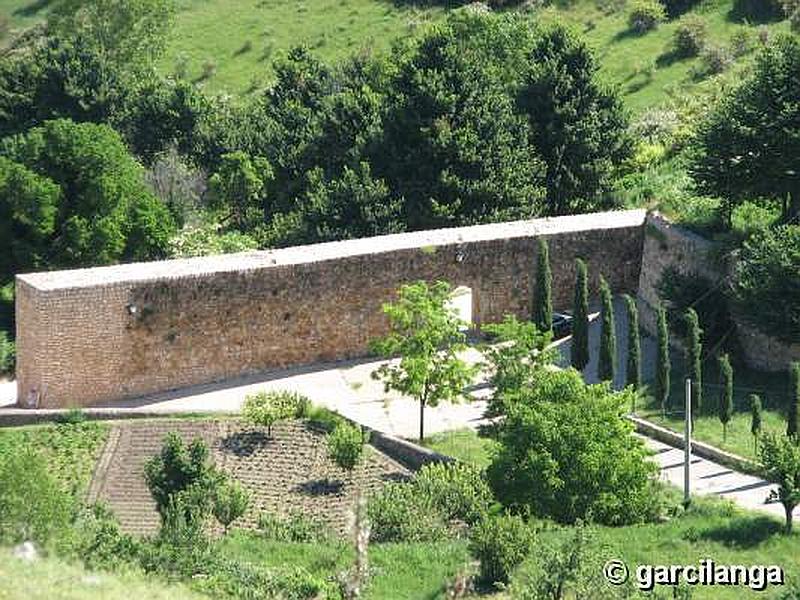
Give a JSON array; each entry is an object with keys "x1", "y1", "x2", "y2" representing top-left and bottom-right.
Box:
[
  {"x1": 414, "y1": 462, "x2": 494, "y2": 525},
  {"x1": 0, "y1": 330, "x2": 14, "y2": 375},
  {"x1": 212, "y1": 479, "x2": 250, "y2": 533},
  {"x1": 327, "y1": 422, "x2": 367, "y2": 474},
  {"x1": 730, "y1": 28, "x2": 753, "y2": 57},
  {"x1": 144, "y1": 433, "x2": 222, "y2": 527},
  {"x1": 469, "y1": 514, "x2": 534, "y2": 587},
  {"x1": 731, "y1": 225, "x2": 800, "y2": 343},
  {"x1": 696, "y1": 44, "x2": 733, "y2": 77},
  {"x1": 0, "y1": 449, "x2": 74, "y2": 545},
  {"x1": 487, "y1": 369, "x2": 660, "y2": 525},
  {"x1": 367, "y1": 482, "x2": 449, "y2": 543},
  {"x1": 628, "y1": 0, "x2": 666, "y2": 33},
  {"x1": 242, "y1": 390, "x2": 311, "y2": 436},
  {"x1": 257, "y1": 510, "x2": 331, "y2": 543},
  {"x1": 65, "y1": 504, "x2": 142, "y2": 571},
  {"x1": 672, "y1": 14, "x2": 708, "y2": 57}
]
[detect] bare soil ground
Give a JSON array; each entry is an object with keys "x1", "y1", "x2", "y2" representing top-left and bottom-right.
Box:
[{"x1": 87, "y1": 419, "x2": 409, "y2": 536}]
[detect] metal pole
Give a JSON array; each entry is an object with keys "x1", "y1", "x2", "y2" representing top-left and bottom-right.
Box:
[{"x1": 684, "y1": 378, "x2": 692, "y2": 509}]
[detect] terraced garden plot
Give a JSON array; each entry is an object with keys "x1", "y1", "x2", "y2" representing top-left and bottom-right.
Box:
[{"x1": 87, "y1": 418, "x2": 409, "y2": 536}]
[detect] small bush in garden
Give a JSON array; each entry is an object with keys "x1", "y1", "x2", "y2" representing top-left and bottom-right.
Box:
[
  {"x1": 468, "y1": 514, "x2": 535, "y2": 587},
  {"x1": 367, "y1": 482, "x2": 449, "y2": 543},
  {"x1": 65, "y1": 504, "x2": 142, "y2": 571},
  {"x1": 730, "y1": 28, "x2": 752, "y2": 57},
  {"x1": 0, "y1": 330, "x2": 14, "y2": 375},
  {"x1": 257, "y1": 510, "x2": 331, "y2": 542},
  {"x1": 414, "y1": 462, "x2": 494, "y2": 525},
  {"x1": 144, "y1": 433, "x2": 222, "y2": 530},
  {"x1": 0, "y1": 449, "x2": 74, "y2": 545},
  {"x1": 327, "y1": 422, "x2": 367, "y2": 474},
  {"x1": 692, "y1": 45, "x2": 732, "y2": 78},
  {"x1": 212, "y1": 479, "x2": 250, "y2": 533},
  {"x1": 628, "y1": 0, "x2": 666, "y2": 34},
  {"x1": 672, "y1": 14, "x2": 708, "y2": 57},
  {"x1": 242, "y1": 390, "x2": 311, "y2": 436}
]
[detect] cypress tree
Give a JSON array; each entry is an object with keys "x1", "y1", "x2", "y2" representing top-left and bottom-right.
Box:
[
  {"x1": 571, "y1": 258, "x2": 590, "y2": 371},
  {"x1": 788, "y1": 362, "x2": 800, "y2": 438},
  {"x1": 685, "y1": 308, "x2": 703, "y2": 424},
  {"x1": 718, "y1": 353, "x2": 733, "y2": 443},
  {"x1": 597, "y1": 276, "x2": 616, "y2": 384},
  {"x1": 655, "y1": 304, "x2": 671, "y2": 418},
  {"x1": 750, "y1": 394, "x2": 762, "y2": 452},
  {"x1": 533, "y1": 238, "x2": 553, "y2": 335},
  {"x1": 624, "y1": 294, "x2": 641, "y2": 390}
]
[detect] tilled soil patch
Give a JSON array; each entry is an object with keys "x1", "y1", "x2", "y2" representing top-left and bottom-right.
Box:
[{"x1": 87, "y1": 419, "x2": 410, "y2": 536}]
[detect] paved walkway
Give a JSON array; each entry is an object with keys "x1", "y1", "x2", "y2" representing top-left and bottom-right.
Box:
[{"x1": 643, "y1": 437, "x2": 790, "y2": 521}]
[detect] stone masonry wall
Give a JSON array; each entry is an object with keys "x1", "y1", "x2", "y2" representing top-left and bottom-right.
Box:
[
  {"x1": 17, "y1": 210, "x2": 646, "y2": 408},
  {"x1": 637, "y1": 212, "x2": 800, "y2": 371},
  {"x1": 637, "y1": 212, "x2": 726, "y2": 340}
]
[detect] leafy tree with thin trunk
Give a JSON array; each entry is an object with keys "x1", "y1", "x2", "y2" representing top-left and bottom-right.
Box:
[
  {"x1": 212, "y1": 479, "x2": 250, "y2": 534},
  {"x1": 718, "y1": 353, "x2": 733, "y2": 443},
  {"x1": 533, "y1": 238, "x2": 552, "y2": 335},
  {"x1": 655, "y1": 305, "x2": 671, "y2": 418},
  {"x1": 327, "y1": 422, "x2": 369, "y2": 599},
  {"x1": 623, "y1": 295, "x2": 641, "y2": 400},
  {"x1": 371, "y1": 281, "x2": 478, "y2": 441},
  {"x1": 571, "y1": 259, "x2": 590, "y2": 372},
  {"x1": 788, "y1": 362, "x2": 800, "y2": 438},
  {"x1": 597, "y1": 276, "x2": 616, "y2": 384},
  {"x1": 685, "y1": 308, "x2": 703, "y2": 423},
  {"x1": 751, "y1": 394, "x2": 763, "y2": 452},
  {"x1": 760, "y1": 433, "x2": 800, "y2": 533}
]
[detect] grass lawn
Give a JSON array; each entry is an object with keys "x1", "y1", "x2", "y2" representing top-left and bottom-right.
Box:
[
  {"x1": 0, "y1": 548, "x2": 205, "y2": 600},
  {"x1": 1, "y1": 0, "x2": 794, "y2": 106},
  {"x1": 640, "y1": 356, "x2": 793, "y2": 461},
  {"x1": 0, "y1": 421, "x2": 108, "y2": 495},
  {"x1": 532, "y1": 496, "x2": 800, "y2": 599},
  {"x1": 216, "y1": 533, "x2": 472, "y2": 600},
  {"x1": 422, "y1": 428, "x2": 498, "y2": 471}
]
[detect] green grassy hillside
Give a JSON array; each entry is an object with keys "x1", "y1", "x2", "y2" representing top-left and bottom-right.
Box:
[
  {"x1": 0, "y1": 549, "x2": 206, "y2": 600},
  {"x1": 1, "y1": 0, "x2": 795, "y2": 105}
]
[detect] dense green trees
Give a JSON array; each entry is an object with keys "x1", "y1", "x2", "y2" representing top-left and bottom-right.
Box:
[
  {"x1": 623, "y1": 294, "x2": 641, "y2": 391},
  {"x1": 692, "y1": 35, "x2": 800, "y2": 223},
  {"x1": 789, "y1": 363, "x2": 800, "y2": 438},
  {"x1": 655, "y1": 305, "x2": 671, "y2": 417},
  {"x1": 487, "y1": 369, "x2": 659, "y2": 526},
  {"x1": 598, "y1": 277, "x2": 617, "y2": 384},
  {"x1": 718, "y1": 353, "x2": 733, "y2": 442},
  {"x1": 685, "y1": 308, "x2": 703, "y2": 422},
  {"x1": 519, "y1": 25, "x2": 632, "y2": 215},
  {"x1": 0, "y1": 119, "x2": 174, "y2": 278},
  {"x1": 533, "y1": 239, "x2": 553, "y2": 335},
  {"x1": 731, "y1": 225, "x2": 800, "y2": 343},
  {"x1": 571, "y1": 259, "x2": 590, "y2": 372}
]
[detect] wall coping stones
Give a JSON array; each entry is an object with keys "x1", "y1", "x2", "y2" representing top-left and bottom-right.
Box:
[{"x1": 17, "y1": 209, "x2": 647, "y2": 292}]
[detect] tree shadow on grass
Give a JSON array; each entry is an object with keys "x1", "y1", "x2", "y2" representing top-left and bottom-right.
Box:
[
  {"x1": 699, "y1": 515, "x2": 784, "y2": 548},
  {"x1": 727, "y1": 0, "x2": 785, "y2": 24},
  {"x1": 220, "y1": 430, "x2": 273, "y2": 457},
  {"x1": 13, "y1": 0, "x2": 55, "y2": 18}
]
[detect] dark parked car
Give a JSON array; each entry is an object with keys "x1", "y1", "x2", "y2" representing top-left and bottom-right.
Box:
[{"x1": 552, "y1": 312, "x2": 573, "y2": 339}]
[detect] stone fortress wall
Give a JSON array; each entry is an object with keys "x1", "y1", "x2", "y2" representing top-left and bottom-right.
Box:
[{"x1": 16, "y1": 210, "x2": 646, "y2": 408}]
